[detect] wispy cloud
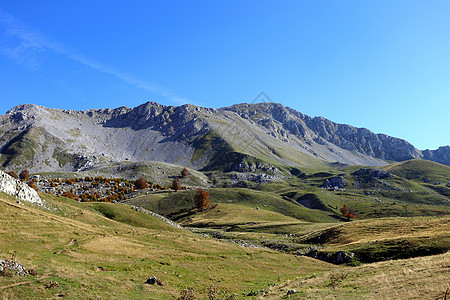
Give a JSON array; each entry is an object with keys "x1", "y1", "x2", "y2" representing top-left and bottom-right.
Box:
[{"x1": 0, "y1": 8, "x2": 190, "y2": 105}]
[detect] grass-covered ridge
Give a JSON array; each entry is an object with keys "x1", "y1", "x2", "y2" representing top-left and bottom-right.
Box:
[{"x1": 382, "y1": 159, "x2": 450, "y2": 184}]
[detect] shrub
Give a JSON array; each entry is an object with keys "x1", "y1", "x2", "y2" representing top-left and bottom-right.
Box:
[
  {"x1": 6, "y1": 171, "x2": 18, "y2": 179},
  {"x1": 172, "y1": 177, "x2": 181, "y2": 191},
  {"x1": 179, "y1": 288, "x2": 195, "y2": 300},
  {"x1": 62, "y1": 191, "x2": 75, "y2": 199},
  {"x1": 208, "y1": 285, "x2": 217, "y2": 300},
  {"x1": 340, "y1": 204, "x2": 357, "y2": 219},
  {"x1": 19, "y1": 170, "x2": 30, "y2": 181},
  {"x1": 195, "y1": 188, "x2": 210, "y2": 210},
  {"x1": 181, "y1": 167, "x2": 189, "y2": 178},
  {"x1": 27, "y1": 181, "x2": 38, "y2": 191},
  {"x1": 134, "y1": 177, "x2": 148, "y2": 189},
  {"x1": 329, "y1": 272, "x2": 348, "y2": 289}
]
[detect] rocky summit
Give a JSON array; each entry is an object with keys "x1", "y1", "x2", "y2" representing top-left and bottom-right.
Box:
[{"x1": 0, "y1": 101, "x2": 448, "y2": 173}]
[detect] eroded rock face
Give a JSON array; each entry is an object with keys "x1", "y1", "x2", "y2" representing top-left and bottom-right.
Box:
[
  {"x1": 305, "y1": 248, "x2": 354, "y2": 265},
  {"x1": 320, "y1": 176, "x2": 346, "y2": 189},
  {"x1": 232, "y1": 162, "x2": 279, "y2": 174},
  {"x1": 0, "y1": 171, "x2": 43, "y2": 205},
  {"x1": 352, "y1": 168, "x2": 391, "y2": 179},
  {"x1": 422, "y1": 146, "x2": 450, "y2": 166}
]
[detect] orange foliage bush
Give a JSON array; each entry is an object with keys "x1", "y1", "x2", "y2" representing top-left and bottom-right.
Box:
[
  {"x1": 340, "y1": 204, "x2": 357, "y2": 219},
  {"x1": 195, "y1": 188, "x2": 210, "y2": 210},
  {"x1": 172, "y1": 177, "x2": 181, "y2": 191},
  {"x1": 134, "y1": 177, "x2": 148, "y2": 189},
  {"x1": 181, "y1": 167, "x2": 189, "y2": 178},
  {"x1": 19, "y1": 170, "x2": 30, "y2": 181},
  {"x1": 6, "y1": 171, "x2": 18, "y2": 179}
]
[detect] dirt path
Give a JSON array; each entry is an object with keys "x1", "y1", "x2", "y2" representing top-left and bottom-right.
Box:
[{"x1": 0, "y1": 274, "x2": 50, "y2": 290}]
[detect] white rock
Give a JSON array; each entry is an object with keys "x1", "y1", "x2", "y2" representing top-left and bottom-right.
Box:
[{"x1": 0, "y1": 171, "x2": 43, "y2": 205}]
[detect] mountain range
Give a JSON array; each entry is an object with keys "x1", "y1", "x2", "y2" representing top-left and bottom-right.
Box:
[{"x1": 0, "y1": 101, "x2": 449, "y2": 173}]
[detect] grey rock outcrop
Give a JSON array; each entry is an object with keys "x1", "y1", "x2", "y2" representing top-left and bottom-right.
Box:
[
  {"x1": 422, "y1": 146, "x2": 450, "y2": 166},
  {"x1": 0, "y1": 171, "x2": 43, "y2": 205},
  {"x1": 305, "y1": 248, "x2": 354, "y2": 265},
  {"x1": 0, "y1": 259, "x2": 31, "y2": 276},
  {"x1": 320, "y1": 176, "x2": 346, "y2": 189},
  {"x1": 352, "y1": 168, "x2": 391, "y2": 179},
  {"x1": 232, "y1": 162, "x2": 279, "y2": 174}
]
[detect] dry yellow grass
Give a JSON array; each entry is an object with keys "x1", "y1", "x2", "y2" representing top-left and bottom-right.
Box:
[
  {"x1": 180, "y1": 203, "x2": 306, "y2": 227},
  {"x1": 261, "y1": 251, "x2": 450, "y2": 299},
  {"x1": 301, "y1": 216, "x2": 450, "y2": 245}
]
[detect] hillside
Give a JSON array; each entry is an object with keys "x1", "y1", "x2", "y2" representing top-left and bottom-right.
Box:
[
  {"x1": 1, "y1": 189, "x2": 449, "y2": 299},
  {"x1": 1, "y1": 102, "x2": 449, "y2": 175},
  {"x1": 0, "y1": 192, "x2": 334, "y2": 299},
  {"x1": 382, "y1": 159, "x2": 450, "y2": 184}
]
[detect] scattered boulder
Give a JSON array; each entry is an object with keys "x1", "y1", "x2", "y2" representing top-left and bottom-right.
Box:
[
  {"x1": 287, "y1": 290, "x2": 296, "y2": 297},
  {"x1": 0, "y1": 259, "x2": 33, "y2": 276},
  {"x1": 304, "y1": 248, "x2": 354, "y2": 265},
  {"x1": 332, "y1": 251, "x2": 354, "y2": 264},
  {"x1": 145, "y1": 276, "x2": 164, "y2": 286},
  {"x1": 320, "y1": 176, "x2": 345, "y2": 189}
]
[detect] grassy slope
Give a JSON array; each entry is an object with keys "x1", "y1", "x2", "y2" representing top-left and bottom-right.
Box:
[
  {"x1": 295, "y1": 216, "x2": 450, "y2": 262},
  {"x1": 261, "y1": 252, "x2": 450, "y2": 299},
  {"x1": 176, "y1": 203, "x2": 306, "y2": 228},
  {"x1": 125, "y1": 188, "x2": 340, "y2": 223},
  {"x1": 382, "y1": 159, "x2": 450, "y2": 183},
  {"x1": 0, "y1": 192, "x2": 333, "y2": 299}
]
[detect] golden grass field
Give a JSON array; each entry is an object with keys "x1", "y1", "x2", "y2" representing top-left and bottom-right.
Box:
[{"x1": 261, "y1": 252, "x2": 450, "y2": 299}]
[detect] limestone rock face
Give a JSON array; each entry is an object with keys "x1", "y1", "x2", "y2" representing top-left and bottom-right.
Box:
[
  {"x1": 422, "y1": 146, "x2": 450, "y2": 166},
  {"x1": 321, "y1": 176, "x2": 346, "y2": 189},
  {"x1": 0, "y1": 171, "x2": 43, "y2": 204},
  {"x1": 0, "y1": 101, "x2": 448, "y2": 173}
]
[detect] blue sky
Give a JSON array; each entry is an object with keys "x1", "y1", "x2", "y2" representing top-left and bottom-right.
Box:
[{"x1": 0, "y1": 1, "x2": 449, "y2": 150}]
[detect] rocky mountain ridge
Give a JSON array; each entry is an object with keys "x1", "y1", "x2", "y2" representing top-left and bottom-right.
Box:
[{"x1": 0, "y1": 101, "x2": 448, "y2": 173}]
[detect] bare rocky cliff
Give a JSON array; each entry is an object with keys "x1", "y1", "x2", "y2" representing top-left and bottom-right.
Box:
[
  {"x1": 222, "y1": 103, "x2": 423, "y2": 163},
  {"x1": 0, "y1": 171, "x2": 43, "y2": 204},
  {"x1": 0, "y1": 101, "x2": 448, "y2": 173}
]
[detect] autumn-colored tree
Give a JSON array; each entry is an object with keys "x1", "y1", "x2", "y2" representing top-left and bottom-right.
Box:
[
  {"x1": 172, "y1": 177, "x2": 181, "y2": 191},
  {"x1": 62, "y1": 191, "x2": 75, "y2": 199},
  {"x1": 80, "y1": 194, "x2": 88, "y2": 202},
  {"x1": 27, "y1": 181, "x2": 38, "y2": 191},
  {"x1": 195, "y1": 188, "x2": 210, "y2": 210},
  {"x1": 6, "y1": 171, "x2": 18, "y2": 179},
  {"x1": 134, "y1": 177, "x2": 148, "y2": 189},
  {"x1": 19, "y1": 170, "x2": 30, "y2": 181},
  {"x1": 340, "y1": 204, "x2": 357, "y2": 219},
  {"x1": 181, "y1": 167, "x2": 189, "y2": 178}
]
